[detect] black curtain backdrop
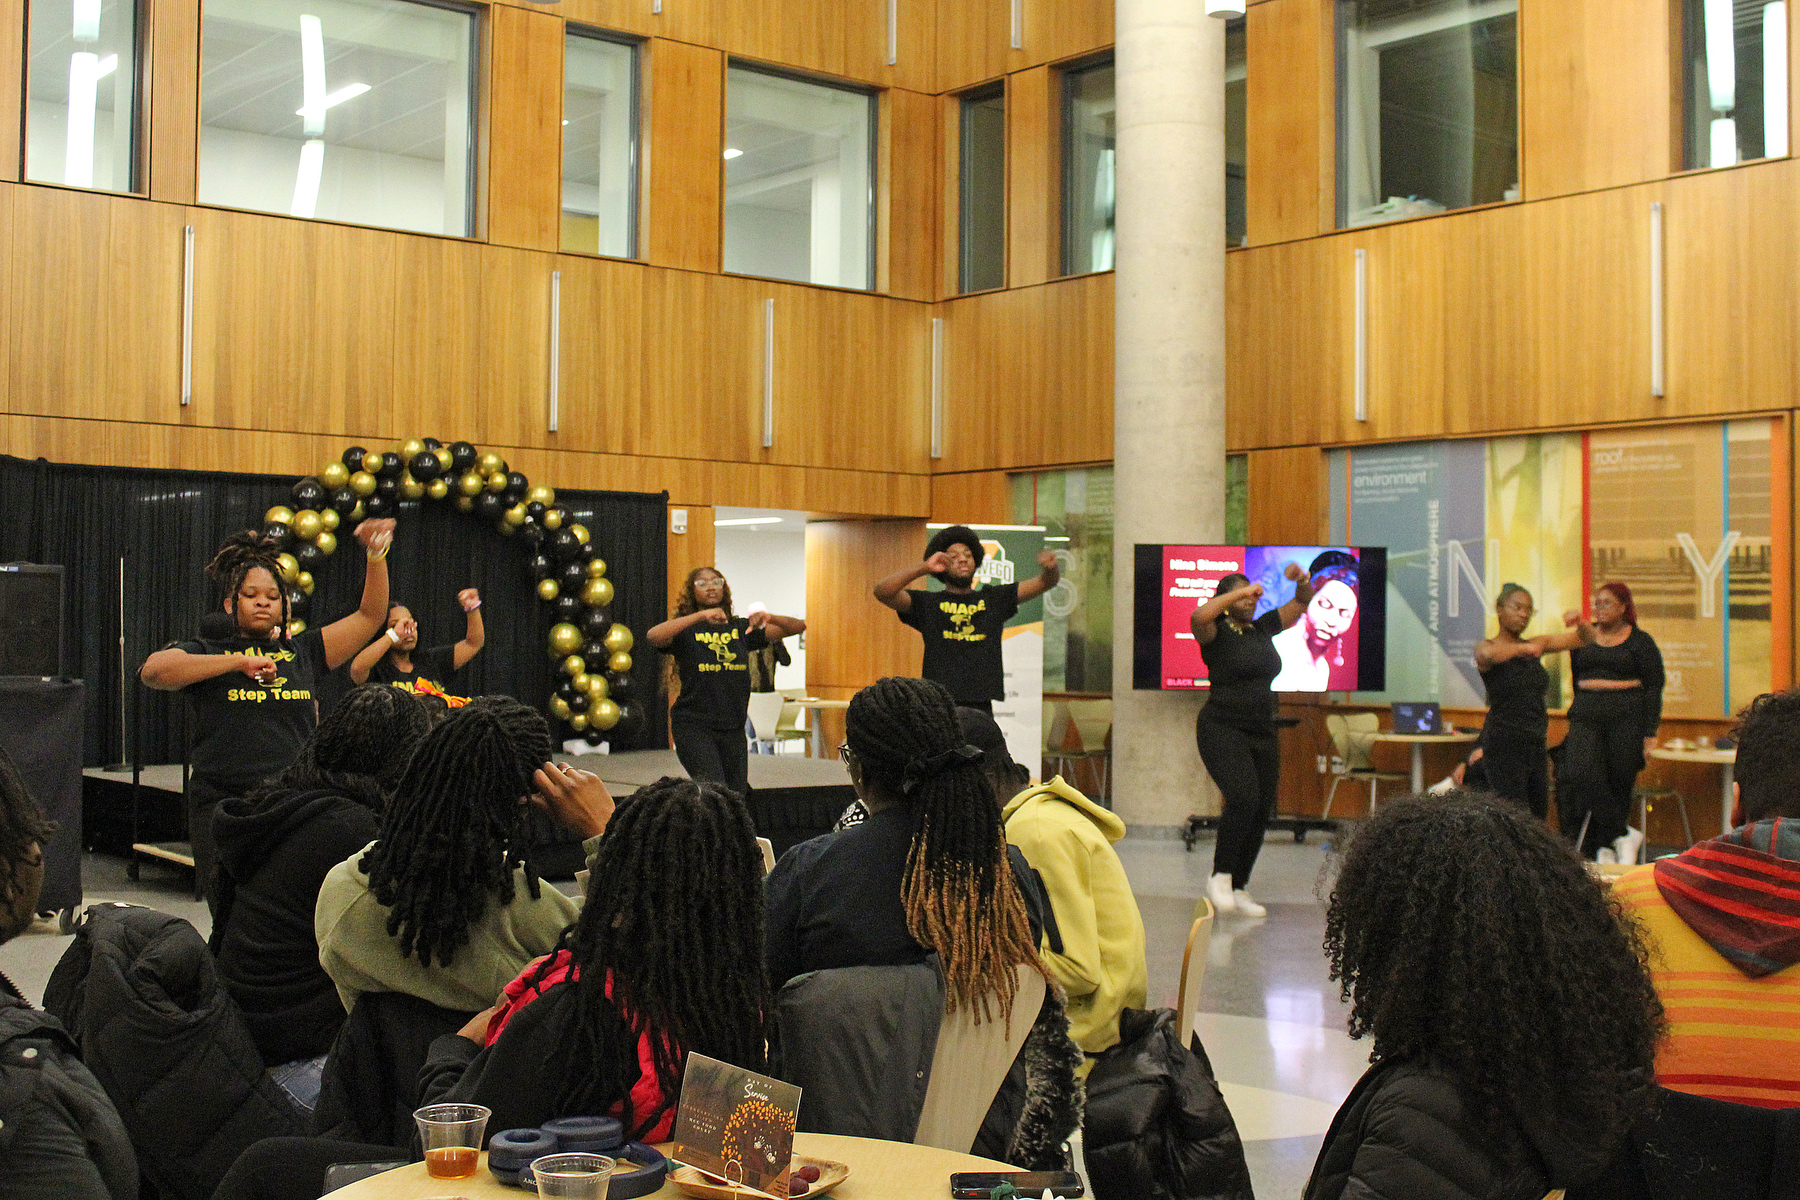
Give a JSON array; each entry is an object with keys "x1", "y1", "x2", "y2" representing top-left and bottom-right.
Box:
[{"x1": 0, "y1": 455, "x2": 668, "y2": 767}]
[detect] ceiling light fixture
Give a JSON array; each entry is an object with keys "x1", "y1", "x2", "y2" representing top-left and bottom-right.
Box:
[
  {"x1": 714, "y1": 516, "x2": 783, "y2": 526},
  {"x1": 296, "y1": 82, "x2": 370, "y2": 122},
  {"x1": 722, "y1": 147, "x2": 743, "y2": 159},
  {"x1": 1204, "y1": 0, "x2": 1246, "y2": 15}
]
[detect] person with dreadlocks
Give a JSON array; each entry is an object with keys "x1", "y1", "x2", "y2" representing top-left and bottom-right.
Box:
[
  {"x1": 1305, "y1": 791, "x2": 1663, "y2": 1200},
  {"x1": 314, "y1": 696, "x2": 612, "y2": 1015},
  {"x1": 141, "y1": 518, "x2": 397, "y2": 911},
  {"x1": 209, "y1": 685, "x2": 433, "y2": 1105},
  {"x1": 416, "y1": 777, "x2": 769, "y2": 1141}
]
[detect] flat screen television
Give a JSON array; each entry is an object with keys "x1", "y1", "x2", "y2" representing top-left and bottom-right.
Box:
[{"x1": 1133, "y1": 544, "x2": 1387, "y2": 692}]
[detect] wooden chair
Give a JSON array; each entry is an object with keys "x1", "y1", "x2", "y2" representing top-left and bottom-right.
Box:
[
  {"x1": 913, "y1": 963, "x2": 1047, "y2": 1154},
  {"x1": 1322, "y1": 712, "x2": 1407, "y2": 819},
  {"x1": 1175, "y1": 896, "x2": 1215, "y2": 1052}
]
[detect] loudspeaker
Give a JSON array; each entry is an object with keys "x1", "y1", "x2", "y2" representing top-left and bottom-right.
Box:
[{"x1": 0, "y1": 564, "x2": 65, "y2": 677}]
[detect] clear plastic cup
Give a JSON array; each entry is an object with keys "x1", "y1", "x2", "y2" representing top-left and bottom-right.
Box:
[
  {"x1": 531, "y1": 1153, "x2": 615, "y2": 1199},
  {"x1": 413, "y1": 1103, "x2": 491, "y2": 1179}
]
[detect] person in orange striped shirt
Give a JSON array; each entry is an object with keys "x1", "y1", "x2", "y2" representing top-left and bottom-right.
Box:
[{"x1": 1614, "y1": 689, "x2": 1800, "y2": 1109}]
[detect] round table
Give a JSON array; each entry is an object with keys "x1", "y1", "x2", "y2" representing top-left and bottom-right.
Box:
[
  {"x1": 1646, "y1": 745, "x2": 1737, "y2": 836},
  {"x1": 1369, "y1": 730, "x2": 1480, "y2": 792},
  {"x1": 795, "y1": 698, "x2": 851, "y2": 758},
  {"x1": 327, "y1": 1132, "x2": 1016, "y2": 1199}
]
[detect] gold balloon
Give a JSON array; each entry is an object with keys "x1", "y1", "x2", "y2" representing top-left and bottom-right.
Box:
[
  {"x1": 569, "y1": 712, "x2": 590, "y2": 732},
  {"x1": 296, "y1": 571, "x2": 315, "y2": 595},
  {"x1": 569, "y1": 523, "x2": 590, "y2": 546},
  {"x1": 319, "y1": 462, "x2": 350, "y2": 490},
  {"x1": 315, "y1": 530, "x2": 337, "y2": 556},
  {"x1": 361, "y1": 451, "x2": 383, "y2": 474},
  {"x1": 571, "y1": 673, "x2": 593, "y2": 694},
  {"x1": 349, "y1": 501, "x2": 366, "y2": 522},
  {"x1": 400, "y1": 474, "x2": 425, "y2": 501},
  {"x1": 608, "y1": 651, "x2": 633, "y2": 674},
  {"x1": 584, "y1": 674, "x2": 609, "y2": 701},
  {"x1": 320, "y1": 508, "x2": 341, "y2": 531},
  {"x1": 586, "y1": 558, "x2": 608, "y2": 578},
  {"x1": 485, "y1": 471, "x2": 508, "y2": 494},
  {"x1": 549, "y1": 695, "x2": 572, "y2": 722},
  {"x1": 457, "y1": 471, "x2": 484, "y2": 497},
  {"x1": 581, "y1": 578, "x2": 615, "y2": 608},
  {"x1": 291, "y1": 510, "x2": 323, "y2": 541},
  {"x1": 349, "y1": 471, "x2": 377, "y2": 497},
  {"x1": 503, "y1": 503, "x2": 528, "y2": 527},
  {"x1": 287, "y1": 618, "x2": 308, "y2": 634},
  {"x1": 537, "y1": 578, "x2": 560, "y2": 602},
  {"x1": 434, "y1": 448, "x2": 453, "y2": 471},
  {"x1": 542, "y1": 508, "x2": 564, "y2": 531},
  {"x1": 477, "y1": 452, "x2": 506, "y2": 476},
  {"x1": 426, "y1": 478, "x2": 449, "y2": 500},
  {"x1": 276, "y1": 553, "x2": 299, "y2": 583},
  {"x1": 265, "y1": 505, "x2": 295, "y2": 527},
  {"x1": 562, "y1": 655, "x2": 586, "y2": 678},
  {"x1": 603, "y1": 624, "x2": 634, "y2": 654},
  {"x1": 398, "y1": 438, "x2": 425, "y2": 461},
  {"x1": 527, "y1": 485, "x2": 555, "y2": 507},
  {"x1": 590, "y1": 699, "x2": 621, "y2": 731},
  {"x1": 454, "y1": 496, "x2": 474, "y2": 513},
  {"x1": 549, "y1": 623, "x2": 583, "y2": 656}
]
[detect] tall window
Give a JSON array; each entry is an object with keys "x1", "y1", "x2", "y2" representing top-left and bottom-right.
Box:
[
  {"x1": 562, "y1": 30, "x2": 638, "y2": 257},
  {"x1": 1062, "y1": 59, "x2": 1115, "y2": 276},
  {"x1": 198, "y1": 0, "x2": 478, "y2": 237},
  {"x1": 1226, "y1": 17, "x2": 1247, "y2": 248},
  {"x1": 1682, "y1": 0, "x2": 1790, "y2": 168},
  {"x1": 959, "y1": 83, "x2": 1006, "y2": 293},
  {"x1": 24, "y1": 0, "x2": 141, "y2": 192},
  {"x1": 1337, "y1": 0, "x2": 1518, "y2": 228},
  {"x1": 723, "y1": 65, "x2": 876, "y2": 291}
]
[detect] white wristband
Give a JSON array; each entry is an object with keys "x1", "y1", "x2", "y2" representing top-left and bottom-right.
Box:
[{"x1": 386, "y1": 628, "x2": 400, "y2": 644}]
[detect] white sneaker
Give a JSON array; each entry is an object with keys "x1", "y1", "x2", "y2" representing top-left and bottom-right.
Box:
[
  {"x1": 1232, "y1": 889, "x2": 1267, "y2": 918},
  {"x1": 1614, "y1": 827, "x2": 1645, "y2": 865},
  {"x1": 1208, "y1": 873, "x2": 1237, "y2": 914},
  {"x1": 1596, "y1": 847, "x2": 1618, "y2": 864}
]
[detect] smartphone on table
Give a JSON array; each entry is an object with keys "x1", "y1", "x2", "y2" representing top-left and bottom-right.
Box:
[{"x1": 949, "y1": 1170, "x2": 1085, "y2": 1198}]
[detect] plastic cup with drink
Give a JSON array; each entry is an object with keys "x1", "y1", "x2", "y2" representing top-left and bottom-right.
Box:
[{"x1": 531, "y1": 1152, "x2": 615, "y2": 1199}]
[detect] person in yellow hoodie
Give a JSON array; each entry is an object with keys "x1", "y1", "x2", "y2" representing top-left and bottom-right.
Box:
[{"x1": 957, "y1": 708, "x2": 1149, "y2": 1067}]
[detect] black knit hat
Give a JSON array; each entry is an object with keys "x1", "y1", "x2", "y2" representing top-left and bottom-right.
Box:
[{"x1": 925, "y1": 525, "x2": 986, "y2": 570}]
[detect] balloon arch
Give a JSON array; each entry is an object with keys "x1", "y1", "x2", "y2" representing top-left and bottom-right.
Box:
[{"x1": 259, "y1": 438, "x2": 638, "y2": 737}]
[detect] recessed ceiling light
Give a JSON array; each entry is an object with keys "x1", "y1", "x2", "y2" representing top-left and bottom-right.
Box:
[
  {"x1": 722, "y1": 148, "x2": 743, "y2": 160},
  {"x1": 715, "y1": 516, "x2": 782, "y2": 527}
]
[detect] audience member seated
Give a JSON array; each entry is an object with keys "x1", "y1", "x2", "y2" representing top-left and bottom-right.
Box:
[
  {"x1": 418, "y1": 777, "x2": 769, "y2": 1140},
  {"x1": 211, "y1": 685, "x2": 432, "y2": 1106},
  {"x1": 316, "y1": 696, "x2": 609, "y2": 1014},
  {"x1": 0, "y1": 742, "x2": 138, "y2": 1200},
  {"x1": 1306, "y1": 792, "x2": 1663, "y2": 1200},
  {"x1": 962, "y1": 708, "x2": 1148, "y2": 1067},
  {"x1": 1615, "y1": 689, "x2": 1800, "y2": 1108}
]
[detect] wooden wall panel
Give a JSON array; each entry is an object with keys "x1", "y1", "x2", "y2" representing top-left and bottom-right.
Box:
[
  {"x1": 1007, "y1": 66, "x2": 1056, "y2": 289},
  {"x1": 540, "y1": 0, "x2": 654, "y2": 40},
  {"x1": 1245, "y1": 0, "x2": 1327, "y2": 245},
  {"x1": 930, "y1": 470, "x2": 1015, "y2": 523},
  {"x1": 644, "y1": 40, "x2": 723, "y2": 273},
  {"x1": 146, "y1": 0, "x2": 201, "y2": 203},
  {"x1": 882, "y1": 87, "x2": 941, "y2": 302},
  {"x1": 1519, "y1": 0, "x2": 1670, "y2": 200},
  {"x1": 804, "y1": 518, "x2": 926, "y2": 691},
  {"x1": 1225, "y1": 234, "x2": 1349, "y2": 449},
  {"x1": 936, "y1": 0, "x2": 1113, "y2": 94},
  {"x1": 0, "y1": 0, "x2": 22, "y2": 184},
  {"x1": 555, "y1": 252, "x2": 647, "y2": 455},
  {"x1": 640, "y1": 269, "x2": 762, "y2": 461},
  {"x1": 486, "y1": 5, "x2": 565, "y2": 251},
  {"x1": 1245, "y1": 447, "x2": 1325, "y2": 542}
]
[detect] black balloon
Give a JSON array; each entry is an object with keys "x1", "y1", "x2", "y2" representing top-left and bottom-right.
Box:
[
  {"x1": 285, "y1": 589, "x2": 309, "y2": 619},
  {"x1": 331, "y1": 486, "x2": 360, "y2": 516},
  {"x1": 614, "y1": 702, "x2": 644, "y2": 739},
  {"x1": 579, "y1": 608, "x2": 612, "y2": 638},
  {"x1": 422, "y1": 437, "x2": 443, "y2": 451},
  {"x1": 555, "y1": 679, "x2": 579, "y2": 702},
  {"x1": 504, "y1": 472, "x2": 529, "y2": 498},
  {"x1": 567, "y1": 691, "x2": 590, "y2": 714},
  {"x1": 263, "y1": 522, "x2": 292, "y2": 545},
  {"x1": 578, "y1": 541, "x2": 598, "y2": 563},
  {"x1": 558, "y1": 562, "x2": 587, "y2": 591},
  {"x1": 474, "y1": 492, "x2": 507, "y2": 521},
  {"x1": 291, "y1": 478, "x2": 327, "y2": 508},
  {"x1": 376, "y1": 451, "x2": 402, "y2": 479},
  {"x1": 553, "y1": 595, "x2": 585, "y2": 623},
  {"x1": 374, "y1": 476, "x2": 398, "y2": 500},
  {"x1": 295, "y1": 542, "x2": 325, "y2": 569},
  {"x1": 526, "y1": 501, "x2": 547, "y2": 521},
  {"x1": 527, "y1": 553, "x2": 554, "y2": 582},
  {"x1": 408, "y1": 451, "x2": 442, "y2": 482},
  {"x1": 519, "y1": 521, "x2": 546, "y2": 549},
  {"x1": 581, "y1": 639, "x2": 607, "y2": 663},
  {"x1": 364, "y1": 494, "x2": 393, "y2": 518},
  {"x1": 605, "y1": 672, "x2": 633, "y2": 702},
  {"x1": 550, "y1": 530, "x2": 581, "y2": 562},
  {"x1": 449, "y1": 441, "x2": 478, "y2": 471},
  {"x1": 341, "y1": 445, "x2": 368, "y2": 471}
]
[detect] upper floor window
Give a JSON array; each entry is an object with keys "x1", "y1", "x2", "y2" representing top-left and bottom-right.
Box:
[
  {"x1": 1226, "y1": 17, "x2": 1247, "y2": 247},
  {"x1": 25, "y1": 0, "x2": 142, "y2": 192},
  {"x1": 723, "y1": 64, "x2": 876, "y2": 291},
  {"x1": 1681, "y1": 0, "x2": 1789, "y2": 168},
  {"x1": 959, "y1": 83, "x2": 1006, "y2": 293},
  {"x1": 1062, "y1": 59, "x2": 1115, "y2": 275},
  {"x1": 1337, "y1": 0, "x2": 1518, "y2": 228},
  {"x1": 198, "y1": 0, "x2": 478, "y2": 237},
  {"x1": 561, "y1": 29, "x2": 638, "y2": 258}
]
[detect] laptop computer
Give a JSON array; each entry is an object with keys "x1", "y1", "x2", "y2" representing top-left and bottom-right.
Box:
[{"x1": 1390, "y1": 701, "x2": 1442, "y2": 735}]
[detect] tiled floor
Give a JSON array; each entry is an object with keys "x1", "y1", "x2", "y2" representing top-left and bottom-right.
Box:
[{"x1": 2, "y1": 833, "x2": 1362, "y2": 1200}]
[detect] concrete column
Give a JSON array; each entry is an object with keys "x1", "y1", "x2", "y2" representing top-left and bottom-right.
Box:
[{"x1": 1111, "y1": 0, "x2": 1226, "y2": 832}]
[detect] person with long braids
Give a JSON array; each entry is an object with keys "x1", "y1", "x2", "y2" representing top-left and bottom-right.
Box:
[
  {"x1": 209, "y1": 685, "x2": 433, "y2": 1098},
  {"x1": 1473, "y1": 584, "x2": 1592, "y2": 820},
  {"x1": 1306, "y1": 792, "x2": 1662, "y2": 1200},
  {"x1": 416, "y1": 778, "x2": 770, "y2": 1141},
  {"x1": 314, "y1": 696, "x2": 612, "y2": 1015},
  {"x1": 649, "y1": 567, "x2": 804, "y2": 797},
  {"x1": 1190, "y1": 564, "x2": 1313, "y2": 917},
  {"x1": 1559, "y1": 580, "x2": 1665, "y2": 863},
  {"x1": 140, "y1": 518, "x2": 396, "y2": 911}
]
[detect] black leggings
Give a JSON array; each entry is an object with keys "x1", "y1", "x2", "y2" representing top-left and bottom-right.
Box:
[
  {"x1": 1196, "y1": 716, "x2": 1280, "y2": 889},
  {"x1": 671, "y1": 716, "x2": 751, "y2": 798},
  {"x1": 1480, "y1": 729, "x2": 1548, "y2": 820},
  {"x1": 1558, "y1": 717, "x2": 1645, "y2": 855},
  {"x1": 188, "y1": 773, "x2": 233, "y2": 917}
]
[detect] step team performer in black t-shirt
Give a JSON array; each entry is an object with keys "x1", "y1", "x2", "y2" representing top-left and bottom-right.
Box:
[
  {"x1": 1473, "y1": 584, "x2": 1592, "y2": 821},
  {"x1": 873, "y1": 525, "x2": 1060, "y2": 714},
  {"x1": 1190, "y1": 565, "x2": 1312, "y2": 917},
  {"x1": 649, "y1": 567, "x2": 805, "y2": 798},
  {"x1": 139, "y1": 518, "x2": 396, "y2": 912},
  {"x1": 1560, "y1": 580, "x2": 1664, "y2": 864},
  {"x1": 347, "y1": 588, "x2": 486, "y2": 699}
]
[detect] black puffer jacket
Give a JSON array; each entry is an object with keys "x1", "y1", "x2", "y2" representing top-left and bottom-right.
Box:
[
  {"x1": 1305, "y1": 1058, "x2": 1613, "y2": 1200},
  {"x1": 42, "y1": 903, "x2": 306, "y2": 1200}
]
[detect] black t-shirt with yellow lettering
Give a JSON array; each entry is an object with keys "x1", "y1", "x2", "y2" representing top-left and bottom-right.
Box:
[
  {"x1": 175, "y1": 628, "x2": 329, "y2": 794},
  {"x1": 662, "y1": 617, "x2": 770, "y2": 730},
  {"x1": 900, "y1": 581, "x2": 1020, "y2": 704},
  {"x1": 370, "y1": 644, "x2": 459, "y2": 697}
]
